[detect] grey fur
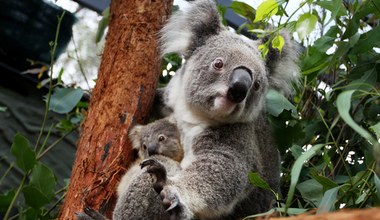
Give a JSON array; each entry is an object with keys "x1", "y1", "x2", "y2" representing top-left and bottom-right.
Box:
[{"x1": 145, "y1": 0, "x2": 300, "y2": 219}]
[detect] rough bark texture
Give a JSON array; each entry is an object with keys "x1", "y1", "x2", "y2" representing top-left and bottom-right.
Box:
[{"x1": 58, "y1": 0, "x2": 173, "y2": 219}]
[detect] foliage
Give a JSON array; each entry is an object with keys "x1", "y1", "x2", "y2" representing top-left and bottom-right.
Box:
[
  {"x1": 0, "y1": 12, "x2": 86, "y2": 220},
  {"x1": 227, "y1": 0, "x2": 380, "y2": 216}
]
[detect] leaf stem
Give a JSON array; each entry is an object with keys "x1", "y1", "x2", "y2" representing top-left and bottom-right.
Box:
[
  {"x1": 3, "y1": 173, "x2": 28, "y2": 220},
  {"x1": 34, "y1": 11, "x2": 66, "y2": 151}
]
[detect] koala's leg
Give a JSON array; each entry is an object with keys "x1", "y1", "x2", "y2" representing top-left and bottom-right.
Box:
[{"x1": 76, "y1": 207, "x2": 108, "y2": 220}]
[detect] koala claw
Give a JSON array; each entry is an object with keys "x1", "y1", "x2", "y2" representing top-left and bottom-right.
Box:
[
  {"x1": 140, "y1": 158, "x2": 168, "y2": 193},
  {"x1": 162, "y1": 191, "x2": 179, "y2": 212},
  {"x1": 76, "y1": 207, "x2": 107, "y2": 220}
]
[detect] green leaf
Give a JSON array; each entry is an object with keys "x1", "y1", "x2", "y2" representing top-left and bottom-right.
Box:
[
  {"x1": 276, "y1": 207, "x2": 308, "y2": 215},
  {"x1": 29, "y1": 163, "x2": 57, "y2": 199},
  {"x1": 296, "y1": 13, "x2": 318, "y2": 40},
  {"x1": 290, "y1": 145, "x2": 303, "y2": 159},
  {"x1": 22, "y1": 185, "x2": 50, "y2": 209},
  {"x1": 254, "y1": 0, "x2": 278, "y2": 22},
  {"x1": 0, "y1": 106, "x2": 7, "y2": 112},
  {"x1": 248, "y1": 172, "x2": 271, "y2": 190},
  {"x1": 0, "y1": 190, "x2": 15, "y2": 212},
  {"x1": 374, "y1": 173, "x2": 380, "y2": 200},
  {"x1": 272, "y1": 35, "x2": 285, "y2": 53},
  {"x1": 349, "y1": 25, "x2": 380, "y2": 55},
  {"x1": 266, "y1": 89, "x2": 297, "y2": 117},
  {"x1": 11, "y1": 133, "x2": 36, "y2": 172},
  {"x1": 229, "y1": 1, "x2": 255, "y2": 21},
  {"x1": 95, "y1": 7, "x2": 109, "y2": 43},
  {"x1": 317, "y1": 186, "x2": 342, "y2": 213},
  {"x1": 346, "y1": 68, "x2": 377, "y2": 92},
  {"x1": 285, "y1": 144, "x2": 324, "y2": 212},
  {"x1": 337, "y1": 90, "x2": 378, "y2": 146},
  {"x1": 316, "y1": 0, "x2": 346, "y2": 25},
  {"x1": 296, "y1": 179, "x2": 323, "y2": 207},
  {"x1": 370, "y1": 122, "x2": 380, "y2": 140},
  {"x1": 312, "y1": 173, "x2": 338, "y2": 192},
  {"x1": 49, "y1": 87, "x2": 84, "y2": 114}
]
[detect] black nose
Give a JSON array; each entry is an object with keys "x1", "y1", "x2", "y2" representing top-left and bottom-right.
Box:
[
  {"x1": 227, "y1": 68, "x2": 252, "y2": 103},
  {"x1": 148, "y1": 144, "x2": 157, "y2": 156}
]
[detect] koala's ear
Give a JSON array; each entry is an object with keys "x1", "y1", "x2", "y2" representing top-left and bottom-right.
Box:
[
  {"x1": 128, "y1": 125, "x2": 143, "y2": 150},
  {"x1": 160, "y1": 0, "x2": 225, "y2": 58},
  {"x1": 261, "y1": 31, "x2": 300, "y2": 96}
]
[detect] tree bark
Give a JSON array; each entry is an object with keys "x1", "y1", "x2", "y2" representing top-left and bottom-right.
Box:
[{"x1": 58, "y1": 0, "x2": 173, "y2": 219}]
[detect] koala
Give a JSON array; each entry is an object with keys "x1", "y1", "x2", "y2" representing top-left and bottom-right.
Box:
[
  {"x1": 142, "y1": 0, "x2": 300, "y2": 219},
  {"x1": 117, "y1": 117, "x2": 184, "y2": 196},
  {"x1": 77, "y1": 117, "x2": 184, "y2": 220}
]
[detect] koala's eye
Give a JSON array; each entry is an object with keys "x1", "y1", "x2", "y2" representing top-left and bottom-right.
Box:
[
  {"x1": 142, "y1": 143, "x2": 147, "y2": 151},
  {"x1": 212, "y1": 58, "x2": 224, "y2": 70},
  {"x1": 253, "y1": 80, "x2": 261, "y2": 91},
  {"x1": 158, "y1": 135, "x2": 166, "y2": 142}
]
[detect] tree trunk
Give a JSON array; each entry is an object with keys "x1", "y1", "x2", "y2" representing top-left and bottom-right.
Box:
[{"x1": 58, "y1": 0, "x2": 173, "y2": 219}]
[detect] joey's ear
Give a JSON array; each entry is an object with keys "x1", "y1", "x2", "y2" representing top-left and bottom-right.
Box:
[
  {"x1": 160, "y1": 0, "x2": 225, "y2": 58},
  {"x1": 128, "y1": 125, "x2": 143, "y2": 150},
  {"x1": 261, "y1": 31, "x2": 300, "y2": 96}
]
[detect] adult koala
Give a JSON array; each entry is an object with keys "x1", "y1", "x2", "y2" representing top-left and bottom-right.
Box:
[{"x1": 142, "y1": 0, "x2": 299, "y2": 219}]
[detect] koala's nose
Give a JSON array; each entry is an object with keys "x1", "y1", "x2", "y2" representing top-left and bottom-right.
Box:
[
  {"x1": 227, "y1": 68, "x2": 252, "y2": 103},
  {"x1": 148, "y1": 144, "x2": 158, "y2": 156}
]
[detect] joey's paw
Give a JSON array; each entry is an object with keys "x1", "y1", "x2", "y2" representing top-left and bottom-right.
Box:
[{"x1": 140, "y1": 158, "x2": 168, "y2": 193}]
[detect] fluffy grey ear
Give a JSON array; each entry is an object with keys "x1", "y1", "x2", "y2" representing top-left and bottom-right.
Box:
[
  {"x1": 160, "y1": 0, "x2": 225, "y2": 58},
  {"x1": 262, "y1": 31, "x2": 300, "y2": 96},
  {"x1": 128, "y1": 125, "x2": 143, "y2": 150}
]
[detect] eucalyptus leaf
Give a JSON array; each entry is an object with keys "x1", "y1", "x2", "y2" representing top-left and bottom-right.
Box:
[
  {"x1": 11, "y1": 133, "x2": 36, "y2": 172},
  {"x1": 272, "y1": 35, "x2": 285, "y2": 53},
  {"x1": 375, "y1": 173, "x2": 380, "y2": 200},
  {"x1": 337, "y1": 90, "x2": 378, "y2": 146},
  {"x1": 296, "y1": 179, "x2": 323, "y2": 207},
  {"x1": 49, "y1": 87, "x2": 84, "y2": 114},
  {"x1": 370, "y1": 122, "x2": 380, "y2": 140},
  {"x1": 266, "y1": 89, "x2": 297, "y2": 117},
  {"x1": 312, "y1": 174, "x2": 338, "y2": 192},
  {"x1": 254, "y1": 0, "x2": 278, "y2": 22},
  {"x1": 285, "y1": 144, "x2": 324, "y2": 213},
  {"x1": 317, "y1": 185, "x2": 342, "y2": 213},
  {"x1": 316, "y1": 0, "x2": 346, "y2": 25},
  {"x1": 229, "y1": 1, "x2": 255, "y2": 21},
  {"x1": 95, "y1": 7, "x2": 109, "y2": 43},
  {"x1": 248, "y1": 172, "x2": 271, "y2": 190},
  {"x1": 296, "y1": 13, "x2": 318, "y2": 40}
]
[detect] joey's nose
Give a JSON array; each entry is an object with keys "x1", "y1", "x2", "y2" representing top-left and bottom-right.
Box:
[
  {"x1": 148, "y1": 144, "x2": 157, "y2": 156},
  {"x1": 227, "y1": 68, "x2": 252, "y2": 103}
]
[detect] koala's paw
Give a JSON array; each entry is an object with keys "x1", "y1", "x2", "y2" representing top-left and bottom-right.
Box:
[
  {"x1": 140, "y1": 158, "x2": 168, "y2": 193},
  {"x1": 75, "y1": 207, "x2": 108, "y2": 220}
]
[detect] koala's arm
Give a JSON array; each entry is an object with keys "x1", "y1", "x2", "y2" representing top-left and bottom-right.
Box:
[{"x1": 145, "y1": 148, "x2": 250, "y2": 219}]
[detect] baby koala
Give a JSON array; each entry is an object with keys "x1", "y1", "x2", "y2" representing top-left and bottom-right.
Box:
[
  {"x1": 116, "y1": 117, "x2": 184, "y2": 196},
  {"x1": 77, "y1": 117, "x2": 183, "y2": 220}
]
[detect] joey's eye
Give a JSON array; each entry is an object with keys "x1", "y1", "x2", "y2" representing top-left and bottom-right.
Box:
[
  {"x1": 253, "y1": 80, "x2": 261, "y2": 91},
  {"x1": 142, "y1": 143, "x2": 147, "y2": 150},
  {"x1": 158, "y1": 135, "x2": 166, "y2": 142},
  {"x1": 212, "y1": 58, "x2": 224, "y2": 70}
]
